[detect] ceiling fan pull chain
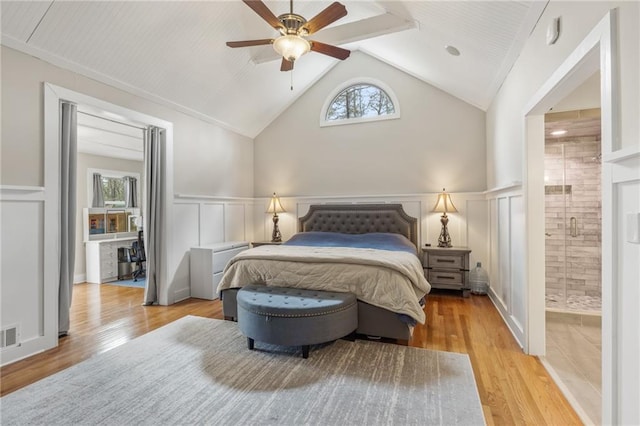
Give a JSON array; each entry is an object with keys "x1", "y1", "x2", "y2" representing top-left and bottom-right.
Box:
[{"x1": 290, "y1": 69, "x2": 294, "y2": 91}]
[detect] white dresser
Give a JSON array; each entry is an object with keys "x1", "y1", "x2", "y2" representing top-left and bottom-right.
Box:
[
  {"x1": 190, "y1": 241, "x2": 250, "y2": 300},
  {"x1": 86, "y1": 237, "x2": 137, "y2": 284}
]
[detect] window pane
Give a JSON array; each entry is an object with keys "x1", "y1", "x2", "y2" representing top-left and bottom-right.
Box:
[
  {"x1": 326, "y1": 84, "x2": 395, "y2": 121},
  {"x1": 102, "y1": 177, "x2": 125, "y2": 207}
]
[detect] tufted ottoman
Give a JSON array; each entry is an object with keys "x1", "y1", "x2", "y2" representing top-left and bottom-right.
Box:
[{"x1": 237, "y1": 285, "x2": 358, "y2": 358}]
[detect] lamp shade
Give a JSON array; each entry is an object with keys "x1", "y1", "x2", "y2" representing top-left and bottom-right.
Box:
[
  {"x1": 432, "y1": 189, "x2": 458, "y2": 213},
  {"x1": 273, "y1": 35, "x2": 310, "y2": 62},
  {"x1": 266, "y1": 193, "x2": 286, "y2": 214}
]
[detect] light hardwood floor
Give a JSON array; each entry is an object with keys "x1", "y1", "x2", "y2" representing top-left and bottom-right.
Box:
[{"x1": 0, "y1": 284, "x2": 581, "y2": 425}]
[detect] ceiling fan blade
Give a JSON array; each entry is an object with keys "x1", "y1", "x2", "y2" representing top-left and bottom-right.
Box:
[
  {"x1": 309, "y1": 41, "x2": 350, "y2": 60},
  {"x1": 242, "y1": 0, "x2": 283, "y2": 30},
  {"x1": 280, "y1": 58, "x2": 294, "y2": 72},
  {"x1": 226, "y1": 39, "x2": 274, "y2": 48},
  {"x1": 303, "y1": 2, "x2": 347, "y2": 35}
]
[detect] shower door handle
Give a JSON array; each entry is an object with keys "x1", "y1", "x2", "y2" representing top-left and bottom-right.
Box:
[{"x1": 570, "y1": 217, "x2": 578, "y2": 237}]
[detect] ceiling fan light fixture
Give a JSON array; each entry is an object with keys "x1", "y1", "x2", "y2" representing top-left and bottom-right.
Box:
[{"x1": 273, "y1": 35, "x2": 310, "y2": 62}]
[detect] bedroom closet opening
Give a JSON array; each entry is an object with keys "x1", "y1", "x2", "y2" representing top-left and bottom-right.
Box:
[{"x1": 543, "y1": 107, "x2": 602, "y2": 424}]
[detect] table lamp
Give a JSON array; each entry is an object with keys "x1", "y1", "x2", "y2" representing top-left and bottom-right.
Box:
[
  {"x1": 266, "y1": 193, "x2": 285, "y2": 242},
  {"x1": 432, "y1": 188, "x2": 458, "y2": 247}
]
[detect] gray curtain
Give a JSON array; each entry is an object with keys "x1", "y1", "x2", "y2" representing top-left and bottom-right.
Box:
[
  {"x1": 92, "y1": 173, "x2": 104, "y2": 207},
  {"x1": 123, "y1": 176, "x2": 137, "y2": 208},
  {"x1": 59, "y1": 101, "x2": 77, "y2": 336},
  {"x1": 143, "y1": 126, "x2": 164, "y2": 305}
]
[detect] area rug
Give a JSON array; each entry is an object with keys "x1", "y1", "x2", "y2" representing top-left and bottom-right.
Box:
[
  {"x1": 0, "y1": 316, "x2": 485, "y2": 425},
  {"x1": 105, "y1": 278, "x2": 146, "y2": 288}
]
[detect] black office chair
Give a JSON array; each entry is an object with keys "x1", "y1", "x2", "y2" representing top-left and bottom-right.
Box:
[{"x1": 131, "y1": 230, "x2": 146, "y2": 281}]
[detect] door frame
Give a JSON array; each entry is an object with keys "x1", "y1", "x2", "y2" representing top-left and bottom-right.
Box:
[
  {"x1": 521, "y1": 10, "x2": 618, "y2": 423},
  {"x1": 43, "y1": 82, "x2": 175, "y2": 321}
]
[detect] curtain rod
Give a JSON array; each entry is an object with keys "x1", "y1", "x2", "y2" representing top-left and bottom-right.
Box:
[{"x1": 78, "y1": 110, "x2": 147, "y2": 131}]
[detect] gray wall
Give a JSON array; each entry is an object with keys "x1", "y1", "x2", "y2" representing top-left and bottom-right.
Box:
[
  {"x1": 0, "y1": 46, "x2": 254, "y2": 197},
  {"x1": 254, "y1": 52, "x2": 486, "y2": 197}
]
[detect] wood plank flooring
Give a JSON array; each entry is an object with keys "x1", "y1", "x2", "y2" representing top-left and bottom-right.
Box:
[{"x1": 0, "y1": 284, "x2": 581, "y2": 425}]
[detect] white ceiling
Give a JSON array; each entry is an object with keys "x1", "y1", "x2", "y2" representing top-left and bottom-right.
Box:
[
  {"x1": 77, "y1": 113, "x2": 144, "y2": 162},
  {"x1": 1, "y1": 1, "x2": 547, "y2": 138}
]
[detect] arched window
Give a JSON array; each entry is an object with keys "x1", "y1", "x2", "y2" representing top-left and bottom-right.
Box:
[{"x1": 320, "y1": 78, "x2": 400, "y2": 127}]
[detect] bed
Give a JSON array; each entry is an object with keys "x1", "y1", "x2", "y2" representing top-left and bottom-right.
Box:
[{"x1": 217, "y1": 204, "x2": 431, "y2": 343}]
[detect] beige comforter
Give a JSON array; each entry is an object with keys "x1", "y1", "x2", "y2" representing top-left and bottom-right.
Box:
[{"x1": 216, "y1": 245, "x2": 431, "y2": 324}]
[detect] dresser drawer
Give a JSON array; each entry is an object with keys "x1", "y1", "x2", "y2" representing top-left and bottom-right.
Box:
[
  {"x1": 100, "y1": 259, "x2": 117, "y2": 279},
  {"x1": 427, "y1": 254, "x2": 464, "y2": 269},
  {"x1": 427, "y1": 269, "x2": 464, "y2": 285},
  {"x1": 100, "y1": 243, "x2": 117, "y2": 261}
]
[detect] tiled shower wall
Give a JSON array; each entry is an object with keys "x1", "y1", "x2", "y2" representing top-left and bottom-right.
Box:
[{"x1": 544, "y1": 136, "x2": 602, "y2": 303}]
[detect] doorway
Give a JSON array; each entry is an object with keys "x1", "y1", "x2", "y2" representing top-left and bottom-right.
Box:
[
  {"x1": 43, "y1": 83, "x2": 175, "y2": 352},
  {"x1": 522, "y1": 10, "x2": 617, "y2": 425},
  {"x1": 75, "y1": 112, "x2": 146, "y2": 289},
  {"x1": 543, "y1": 107, "x2": 602, "y2": 424}
]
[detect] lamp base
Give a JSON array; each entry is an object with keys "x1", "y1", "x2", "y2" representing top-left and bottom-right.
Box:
[
  {"x1": 437, "y1": 213, "x2": 453, "y2": 248},
  {"x1": 271, "y1": 214, "x2": 282, "y2": 243}
]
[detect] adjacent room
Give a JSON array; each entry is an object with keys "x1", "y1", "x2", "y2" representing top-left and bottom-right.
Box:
[{"x1": 1, "y1": 1, "x2": 639, "y2": 425}]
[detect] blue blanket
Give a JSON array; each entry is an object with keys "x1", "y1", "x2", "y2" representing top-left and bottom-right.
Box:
[
  {"x1": 284, "y1": 232, "x2": 421, "y2": 326},
  {"x1": 284, "y1": 231, "x2": 417, "y2": 254}
]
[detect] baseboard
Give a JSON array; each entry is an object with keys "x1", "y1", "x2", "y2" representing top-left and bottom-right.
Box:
[
  {"x1": 173, "y1": 287, "x2": 191, "y2": 303},
  {"x1": 73, "y1": 273, "x2": 86, "y2": 284},
  {"x1": 487, "y1": 288, "x2": 525, "y2": 349}
]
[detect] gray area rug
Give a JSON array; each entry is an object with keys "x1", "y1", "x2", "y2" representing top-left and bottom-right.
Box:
[{"x1": 1, "y1": 316, "x2": 484, "y2": 425}]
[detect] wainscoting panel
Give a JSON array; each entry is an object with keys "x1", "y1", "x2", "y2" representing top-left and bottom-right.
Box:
[
  {"x1": 200, "y1": 203, "x2": 225, "y2": 245},
  {"x1": 509, "y1": 195, "x2": 526, "y2": 333},
  {"x1": 224, "y1": 203, "x2": 247, "y2": 242},
  {"x1": 609, "y1": 153, "x2": 640, "y2": 423},
  {"x1": 466, "y1": 199, "x2": 490, "y2": 270},
  {"x1": 171, "y1": 197, "x2": 254, "y2": 302},
  {"x1": 498, "y1": 197, "x2": 511, "y2": 308},
  {"x1": 486, "y1": 186, "x2": 526, "y2": 347},
  {"x1": 254, "y1": 194, "x2": 485, "y2": 257},
  {"x1": 0, "y1": 186, "x2": 57, "y2": 366}
]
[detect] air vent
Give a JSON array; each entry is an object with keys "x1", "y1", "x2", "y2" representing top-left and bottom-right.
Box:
[{"x1": 1, "y1": 325, "x2": 20, "y2": 349}]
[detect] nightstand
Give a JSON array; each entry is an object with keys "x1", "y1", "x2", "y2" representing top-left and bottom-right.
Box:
[
  {"x1": 251, "y1": 241, "x2": 283, "y2": 248},
  {"x1": 422, "y1": 247, "x2": 472, "y2": 297}
]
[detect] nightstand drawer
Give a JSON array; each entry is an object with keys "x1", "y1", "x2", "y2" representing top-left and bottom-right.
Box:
[
  {"x1": 427, "y1": 254, "x2": 464, "y2": 269},
  {"x1": 427, "y1": 270, "x2": 464, "y2": 285}
]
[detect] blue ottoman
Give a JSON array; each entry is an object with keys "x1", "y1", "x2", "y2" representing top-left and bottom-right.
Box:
[{"x1": 237, "y1": 285, "x2": 358, "y2": 358}]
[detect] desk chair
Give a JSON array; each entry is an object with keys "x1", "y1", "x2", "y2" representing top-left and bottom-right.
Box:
[{"x1": 131, "y1": 230, "x2": 146, "y2": 281}]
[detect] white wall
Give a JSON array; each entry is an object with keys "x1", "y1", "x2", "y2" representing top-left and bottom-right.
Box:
[
  {"x1": 254, "y1": 52, "x2": 486, "y2": 197},
  {"x1": 487, "y1": 1, "x2": 638, "y2": 190},
  {"x1": 0, "y1": 46, "x2": 254, "y2": 365},
  {"x1": 486, "y1": 2, "x2": 640, "y2": 424}
]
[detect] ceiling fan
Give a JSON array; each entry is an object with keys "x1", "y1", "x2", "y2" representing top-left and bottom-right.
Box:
[{"x1": 226, "y1": 0, "x2": 351, "y2": 72}]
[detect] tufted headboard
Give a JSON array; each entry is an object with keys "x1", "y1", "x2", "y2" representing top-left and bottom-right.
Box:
[{"x1": 298, "y1": 204, "x2": 418, "y2": 248}]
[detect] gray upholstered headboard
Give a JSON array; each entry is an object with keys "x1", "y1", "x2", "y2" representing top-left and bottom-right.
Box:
[{"x1": 298, "y1": 204, "x2": 418, "y2": 248}]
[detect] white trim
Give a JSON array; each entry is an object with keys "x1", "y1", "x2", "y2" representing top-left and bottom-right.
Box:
[
  {"x1": 521, "y1": 10, "x2": 618, "y2": 424},
  {"x1": 0, "y1": 185, "x2": 45, "y2": 192},
  {"x1": 483, "y1": 182, "x2": 523, "y2": 195},
  {"x1": 44, "y1": 82, "x2": 176, "y2": 309},
  {"x1": 319, "y1": 77, "x2": 401, "y2": 127}
]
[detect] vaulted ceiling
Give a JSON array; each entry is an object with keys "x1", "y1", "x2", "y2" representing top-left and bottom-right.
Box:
[{"x1": 1, "y1": 1, "x2": 547, "y2": 138}]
